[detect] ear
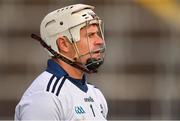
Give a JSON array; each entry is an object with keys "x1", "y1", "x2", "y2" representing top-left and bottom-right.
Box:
[{"x1": 56, "y1": 37, "x2": 69, "y2": 53}]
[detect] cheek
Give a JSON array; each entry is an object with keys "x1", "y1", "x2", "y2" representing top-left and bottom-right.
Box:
[
  {"x1": 77, "y1": 39, "x2": 90, "y2": 53},
  {"x1": 67, "y1": 44, "x2": 76, "y2": 58}
]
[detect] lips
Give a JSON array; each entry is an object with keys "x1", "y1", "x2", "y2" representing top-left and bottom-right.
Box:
[
  {"x1": 92, "y1": 51, "x2": 102, "y2": 59},
  {"x1": 93, "y1": 50, "x2": 100, "y2": 54},
  {"x1": 92, "y1": 47, "x2": 105, "y2": 54},
  {"x1": 79, "y1": 47, "x2": 105, "y2": 59}
]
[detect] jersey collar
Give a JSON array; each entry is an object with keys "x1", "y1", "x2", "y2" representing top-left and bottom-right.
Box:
[
  {"x1": 66, "y1": 75, "x2": 88, "y2": 93},
  {"x1": 46, "y1": 59, "x2": 68, "y2": 78},
  {"x1": 46, "y1": 59, "x2": 88, "y2": 93}
]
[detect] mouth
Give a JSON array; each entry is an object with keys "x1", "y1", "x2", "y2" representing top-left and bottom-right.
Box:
[
  {"x1": 92, "y1": 47, "x2": 105, "y2": 54},
  {"x1": 80, "y1": 48, "x2": 104, "y2": 56},
  {"x1": 93, "y1": 50, "x2": 100, "y2": 54},
  {"x1": 91, "y1": 49, "x2": 104, "y2": 59}
]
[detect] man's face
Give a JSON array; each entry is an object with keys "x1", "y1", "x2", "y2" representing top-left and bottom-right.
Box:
[{"x1": 75, "y1": 24, "x2": 105, "y2": 64}]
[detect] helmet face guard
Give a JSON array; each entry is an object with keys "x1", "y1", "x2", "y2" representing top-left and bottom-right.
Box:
[{"x1": 68, "y1": 18, "x2": 106, "y2": 73}]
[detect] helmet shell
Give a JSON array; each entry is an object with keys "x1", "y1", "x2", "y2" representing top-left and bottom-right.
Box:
[{"x1": 40, "y1": 4, "x2": 98, "y2": 55}]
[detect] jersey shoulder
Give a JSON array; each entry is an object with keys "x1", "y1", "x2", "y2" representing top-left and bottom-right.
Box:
[
  {"x1": 21, "y1": 71, "x2": 67, "y2": 100},
  {"x1": 87, "y1": 83, "x2": 103, "y2": 95},
  {"x1": 15, "y1": 71, "x2": 68, "y2": 120}
]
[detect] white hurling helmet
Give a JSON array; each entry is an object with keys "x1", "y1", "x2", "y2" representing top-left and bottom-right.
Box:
[{"x1": 40, "y1": 4, "x2": 106, "y2": 73}]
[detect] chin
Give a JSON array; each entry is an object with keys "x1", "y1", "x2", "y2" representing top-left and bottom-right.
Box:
[{"x1": 92, "y1": 53, "x2": 101, "y2": 59}]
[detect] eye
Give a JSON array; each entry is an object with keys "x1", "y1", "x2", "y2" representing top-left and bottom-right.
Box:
[{"x1": 87, "y1": 32, "x2": 96, "y2": 38}]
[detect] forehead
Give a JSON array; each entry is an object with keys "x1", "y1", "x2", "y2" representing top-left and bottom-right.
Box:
[{"x1": 80, "y1": 24, "x2": 99, "y2": 32}]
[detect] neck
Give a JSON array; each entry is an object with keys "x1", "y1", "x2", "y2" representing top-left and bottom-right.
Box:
[{"x1": 53, "y1": 58, "x2": 84, "y2": 79}]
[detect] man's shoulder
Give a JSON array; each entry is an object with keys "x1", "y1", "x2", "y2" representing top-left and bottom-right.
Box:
[
  {"x1": 34, "y1": 71, "x2": 54, "y2": 82},
  {"x1": 22, "y1": 71, "x2": 66, "y2": 99},
  {"x1": 87, "y1": 83, "x2": 100, "y2": 90},
  {"x1": 87, "y1": 83, "x2": 104, "y2": 96}
]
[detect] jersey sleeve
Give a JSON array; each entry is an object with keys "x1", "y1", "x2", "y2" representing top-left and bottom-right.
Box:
[{"x1": 15, "y1": 92, "x2": 64, "y2": 120}]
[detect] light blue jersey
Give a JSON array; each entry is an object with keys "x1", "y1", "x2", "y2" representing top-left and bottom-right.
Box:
[{"x1": 15, "y1": 59, "x2": 108, "y2": 120}]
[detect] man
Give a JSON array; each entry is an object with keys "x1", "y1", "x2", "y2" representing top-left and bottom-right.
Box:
[{"x1": 15, "y1": 4, "x2": 108, "y2": 120}]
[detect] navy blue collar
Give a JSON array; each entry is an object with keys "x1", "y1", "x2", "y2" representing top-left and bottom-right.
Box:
[
  {"x1": 46, "y1": 59, "x2": 88, "y2": 92},
  {"x1": 46, "y1": 59, "x2": 68, "y2": 78}
]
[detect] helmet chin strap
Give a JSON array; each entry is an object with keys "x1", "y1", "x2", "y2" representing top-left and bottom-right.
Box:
[
  {"x1": 85, "y1": 58, "x2": 104, "y2": 73},
  {"x1": 31, "y1": 33, "x2": 102, "y2": 73}
]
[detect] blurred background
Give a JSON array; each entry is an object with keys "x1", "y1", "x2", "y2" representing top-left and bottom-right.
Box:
[{"x1": 0, "y1": 0, "x2": 180, "y2": 120}]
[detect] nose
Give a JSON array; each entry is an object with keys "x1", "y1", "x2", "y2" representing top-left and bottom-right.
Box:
[{"x1": 94, "y1": 35, "x2": 104, "y2": 45}]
